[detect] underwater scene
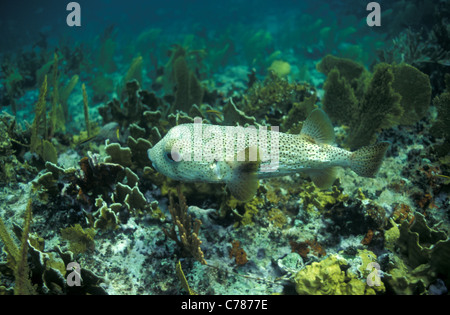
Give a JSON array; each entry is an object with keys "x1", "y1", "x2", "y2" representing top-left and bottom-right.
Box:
[{"x1": 0, "y1": 0, "x2": 449, "y2": 297}]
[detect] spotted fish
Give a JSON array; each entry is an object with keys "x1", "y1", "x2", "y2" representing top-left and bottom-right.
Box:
[{"x1": 147, "y1": 109, "x2": 389, "y2": 201}]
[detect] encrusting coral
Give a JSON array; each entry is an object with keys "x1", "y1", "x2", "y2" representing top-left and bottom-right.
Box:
[
  {"x1": 299, "y1": 180, "x2": 349, "y2": 213},
  {"x1": 293, "y1": 255, "x2": 383, "y2": 295},
  {"x1": 229, "y1": 240, "x2": 248, "y2": 266}
]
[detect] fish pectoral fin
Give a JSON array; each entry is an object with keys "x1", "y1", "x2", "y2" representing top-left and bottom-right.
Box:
[
  {"x1": 226, "y1": 146, "x2": 261, "y2": 201},
  {"x1": 227, "y1": 172, "x2": 259, "y2": 202},
  {"x1": 306, "y1": 166, "x2": 338, "y2": 189},
  {"x1": 300, "y1": 109, "x2": 335, "y2": 145}
]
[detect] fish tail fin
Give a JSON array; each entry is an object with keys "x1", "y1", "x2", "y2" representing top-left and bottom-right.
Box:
[{"x1": 350, "y1": 142, "x2": 390, "y2": 177}]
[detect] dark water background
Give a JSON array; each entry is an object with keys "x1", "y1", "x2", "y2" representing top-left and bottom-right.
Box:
[{"x1": 0, "y1": 0, "x2": 390, "y2": 51}]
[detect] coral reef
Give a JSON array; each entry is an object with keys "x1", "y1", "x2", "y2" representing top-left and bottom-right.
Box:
[
  {"x1": 293, "y1": 255, "x2": 381, "y2": 295},
  {"x1": 229, "y1": 240, "x2": 248, "y2": 266},
  {"x1": 1, "y1": 1, "x2": 449, "y2": 296},
  {"x1": 163, "y1": 187, "x2": 207, "y2": 265},
  {"x1": 430, "y1": 74, "x2": 450, "y2": 156},
  {"x1": 299, "y1": 180, "x2": 349, "y2": 213},
  {"x1": 0, "y1": 199, "x2": 106, "y2": 295},
  {"x1": 242, "y1": 71, "x2": 318, "y2": 129},
  {"x1": 382, "y1": 211, "x2": 450, "y2": 295},
  {"x1": 318, "y1": 55, "x2": 431, "y2": 149},
  {"x1": 60, "y1": 224, "x2": 96, "y2": 255},
  {"x1": 268, "y1": 60, "x2": 291, "y2": 78},
  {"x1": 29, "y1": 76, "x2": 58, "y2": 164}
]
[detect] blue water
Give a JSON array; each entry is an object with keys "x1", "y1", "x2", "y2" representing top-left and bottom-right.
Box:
[
  {"x1": 0, "y1": 0, "x2": 384, "y2": 53},
  {"x1": 0, "y1": 0, "x2": 449, "y2": 296}
]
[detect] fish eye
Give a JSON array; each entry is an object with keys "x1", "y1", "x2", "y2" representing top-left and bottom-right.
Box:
[
  {"x1": 165, "y1": 150, "x2": 181, "y2": 163},
  {"x1": 165, "y1": 152, "x2": 174, "y2": 162}
]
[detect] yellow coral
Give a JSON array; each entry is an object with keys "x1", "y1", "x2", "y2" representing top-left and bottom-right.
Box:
[
  {"x1": 384, "y1": 219, "x2": 400, "y2": 251},
  {"x1": 386, "y1": 255, "x2": 431, "y2": 295},
  {"x1": 299, "y1": 181, "x2": 348, "y2": 214},
  {"x1": 240, "y1": 197, "x2": 261, "y2": 226},
  {"x1": 268, "y1": 60, "x2": 291, "y2": 78},
  {"x1": 294, "y1": 256, "x2": 378, "y2": 295},
  {"x1": 268, "y1": 208, "x2": 287, "y2": 228},
  {"x1": 356, "y1": 250, "x2": 386, "y2": 294}
]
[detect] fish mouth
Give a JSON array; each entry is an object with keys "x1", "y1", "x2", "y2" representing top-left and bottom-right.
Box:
[
  {"x1": 147, "y1": 147, "x2": 160, "y2": 173},
  {"x1": 147, "y1": 148, "x2": 158, "y2": 171}
]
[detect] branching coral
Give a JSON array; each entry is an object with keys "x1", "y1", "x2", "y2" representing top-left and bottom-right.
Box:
[
  {"x1": 241, "y1": 29, "x2": 274, "y2": 68},
  {"x1": 2, "y1": 66, "x2": 23, "y2": 115},
  {"x1": 29, "y1": 75, "x2": 58, "y2": 164},
  {"x1": 99, "y1": 79, "x2": 163, "y2": 130},
  {"x1": 345, "y1": 63, "x2": 403, "y2": 149},
  {"x1": 0, "y1": 199, "x2": 37, "y2": 295},
  {"x1": 379, "y1": 28, "x2": 450, "y2": 70},
  {"x1": 48, "y1": 53, "x2": 66, "y2": 137},
  {"x1": 170, "y1": 47, "x2": 204, "y2": 113},
  {"x1": 430, "y1": 74, "x2": 450, "y2": 156},
  {"x1": 377, "y1": 22, "x2": 450, "y2": 94},
  {"x1": 97, "y1": 26, "x2": 117, "y2": 74},
  {"x1": 117, "y1": 55, "x2": 144, "y2": 100},
  {"x1": 1, "y1": 206, "x2": 106, "y2": 295},
  {"x1": 163, "y1": 186, "x2": 207, "y2": 265},
  {"x1": 242, "y1": 71, "x2": 318, "y2": 129},
  {"x1": 82, "y1": 83, "x2": 91, "y2": 137},
  {"x1": 175, "y1": 260, "x2": 197, "y2": 295},
  {"x1": 318, "y1": 55, "x2": 431, "y2": 149}
]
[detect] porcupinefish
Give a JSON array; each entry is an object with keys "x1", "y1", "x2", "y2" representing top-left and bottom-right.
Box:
[{"x1": 147, "y1": 109, "x2": 389, "y2": 201}]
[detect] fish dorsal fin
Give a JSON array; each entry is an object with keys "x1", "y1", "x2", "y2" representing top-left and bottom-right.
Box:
[
  {"x1": 300, "y1": 109, "x2": 335, "y2": 145},
  {"x1": 226, "y1": 146, "x2": 261, "y2": 202}
]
